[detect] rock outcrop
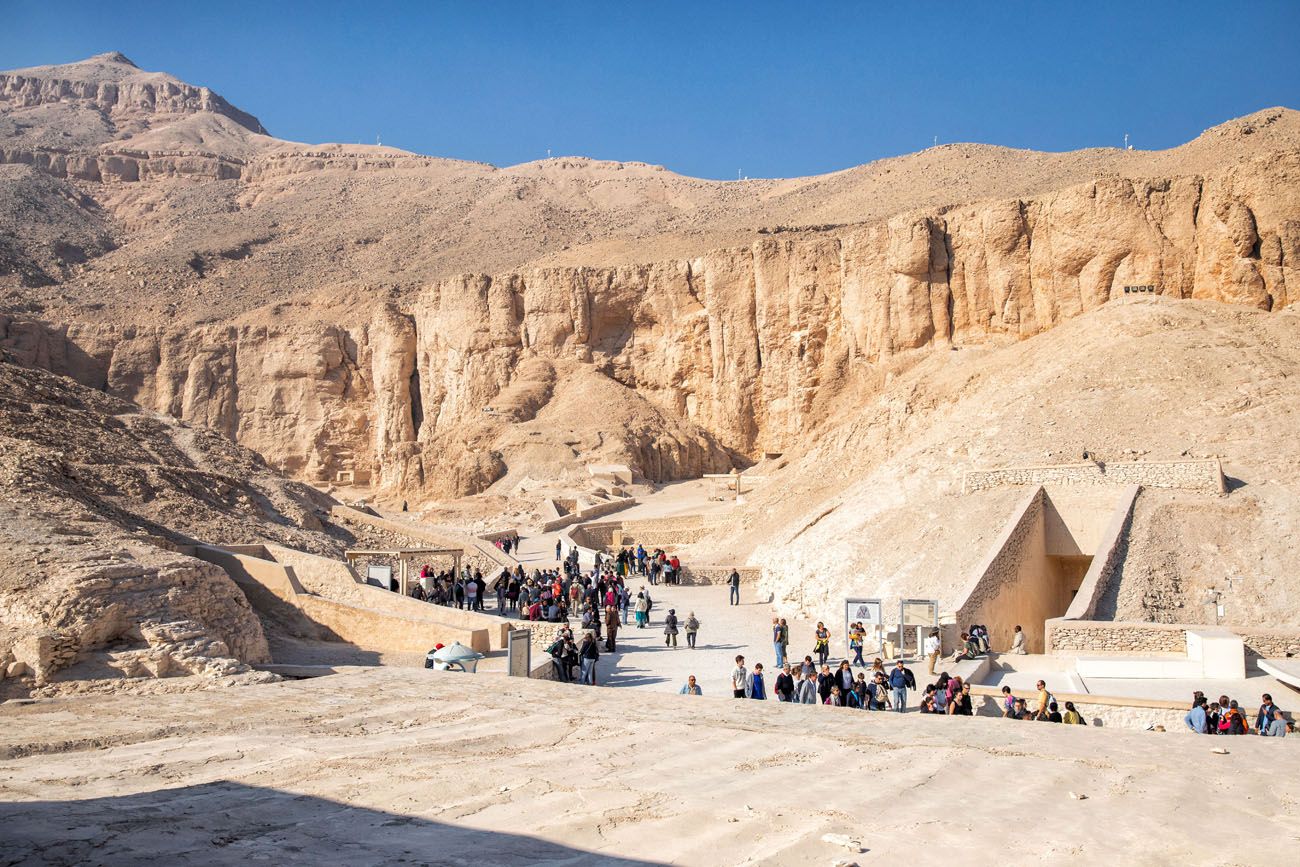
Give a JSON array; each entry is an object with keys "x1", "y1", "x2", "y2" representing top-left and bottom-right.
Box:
[
  {"x1": 0, "y1": 358, "x2": 350, "y2": 696},
  {"x1": 4, "y1": 153, "x2": 1295, "y2": 501},
  {"x1": 0, "y1": 51, "x2": 267, "y2": 138}
]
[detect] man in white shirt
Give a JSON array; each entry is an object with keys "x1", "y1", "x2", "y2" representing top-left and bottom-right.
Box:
[
  {"x1": 924, "y1": 631, "x2": 941, "y2": 675},
  {"x1": 731, "y1": 655, "x2": 748, "y2": 698}
]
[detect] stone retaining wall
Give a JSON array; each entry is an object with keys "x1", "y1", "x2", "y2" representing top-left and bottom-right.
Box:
[
  {"x1": 678, "y1": 566, "x2": 761, "y2": 586},
  {"x1": 568, "y1": 521, "x2": 622, "y2": 550},
  {"x1": 1237, "y1": 630, "x2": 1300, "y2": 660},
  {"x1": 538, "y1": 497, "x2": 638, "y2": 533},
  {"x1": 615, "y1": 514, "x2": 719, "y2": 547},
  {"x1": 1045, "y1": 619, "x2": 1188, "y2": 655},
  {"x1": 1044, "y1": 619, "x2": 1300, "y2": 658},
  {"x1": 963, "y1": 459, "x2": 1225, "y2": 494}
]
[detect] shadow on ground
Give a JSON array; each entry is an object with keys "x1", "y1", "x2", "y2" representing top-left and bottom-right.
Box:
[{"x1": 0, "y1": 780, "x2": 665, "y2": 866}]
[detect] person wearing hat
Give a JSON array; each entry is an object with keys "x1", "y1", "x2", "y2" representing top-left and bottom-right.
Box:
[{"x1": 664, "y1": 609, "x2": 679, "y2": 647}]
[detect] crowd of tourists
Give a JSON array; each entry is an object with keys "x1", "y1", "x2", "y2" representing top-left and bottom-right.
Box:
[
  {"x1": 404, "y1": 539, "x2": 1292, "y2": 738},
  {"x1": 595, "y1": 544, "x2": 683, "y2": 585},
  {"x1": 1185, "y1": 691, "x2": 1287, "y2": 737},
  {"x1": 490, "y1": 533, "x2": 520, "y2": 556},
  {"x1": 407, "y1": 566, "x2": 489, "y2": 610}
]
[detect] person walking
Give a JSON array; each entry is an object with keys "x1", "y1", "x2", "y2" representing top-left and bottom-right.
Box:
[
  {"x1": 604, "y1": 605, "x2": 620, "y2": 653},
  {"x1": 664, "y1": 609, "x2": 680, "y2": 648},
  {"x1": 836, "y1": 659, "x2": 855, "y2": 697},
  {"x1": 924, "y1": 630, "x2": 941, "y2": 675},
  {"x1": 813, "y1": 622, "x2": 830, "y2": 667},
  {"x1": 772, "y1": 617, "x2": 788, "y2": 668},
  {"x1": 775, "y1": 663, "x2": 795, "y2": 701},
  {"x1": 728, "y1": 569, "x2": 740, "y2": 605},
  {"x1": 748, "y1": 663, "x2": 768, "y2": 700},
  {"x1": 731, "y1": 655, "x2": 748, "y2": 699},
  {"x1": 848, "y1": 622, "x2": 865, "y2": 668},
  {"x1": 634, "y1": 591, "x2": 649, "y2": 628},
  {"x1": 1033, "y1": 680, "x2": 1052, "y2": 721},
  {"x1": 816, "y1": 665, "x2": 834, "y2": 704},
  {"x1": 679, "y1": 675, "x2": 703, "y2": 696},
  {"x1": 684, "y1": 611, "x2": 700, "y2": 648},
  {"x1": 579, "y1": 631, "x2": 600, "y2": 685},
  {"x1": 889, "y1": 659, "x2": 909, "y2": 712},
  {"x1": 794, "y1": 669, "x2": 818, "y2": 704},
  {"x1": 546, "y1": 634, "x2": 570, "y2": 682}
]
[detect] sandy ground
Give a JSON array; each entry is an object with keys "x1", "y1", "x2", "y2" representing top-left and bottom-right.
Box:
[
  {"x1": 596, "y1": 584, "x2": 821, "y2": 696},
  {"x1": 0, "y1": 666, "x2": 1296, "y2": 866}
]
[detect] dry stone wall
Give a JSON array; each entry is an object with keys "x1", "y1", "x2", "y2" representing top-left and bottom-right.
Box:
[
  {"x1": 678, "y1": 566, "x2": 761, "y2": 586},
  {"x1": 964, "y1": 460, "x2": 1225, "y2": 494},
  {"x1": 615, "y1": 515, "x2": 720, "y2": 547},
  {"x1": 1236, "y1": 629, "x2": 1300, "y2": 660},
  {"x1": 1045, "y1": 619, "x2": 1189, "y2": 655}
]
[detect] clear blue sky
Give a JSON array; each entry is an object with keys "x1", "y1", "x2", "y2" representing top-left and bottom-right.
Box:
[{"x1": 4, "y1": 1, "x2": 1297, "y2": 179}]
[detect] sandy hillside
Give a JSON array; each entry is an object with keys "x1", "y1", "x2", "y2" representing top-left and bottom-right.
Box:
[
  {"x1": 683, "y1": 297, "x2": 1300, "y2": 626},
  {"x1": 0, "y1": 667, "x2": 1295, "y2": 866}
]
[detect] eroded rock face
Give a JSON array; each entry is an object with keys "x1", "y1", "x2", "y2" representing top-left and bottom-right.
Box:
[
  {"x1": 0, "y1": 359, "x2": 354, "y2": 695},
  {"x1": 0, "y1": 53, "x2": 266, "y2": 136},
  {"x1": 3, "y1": 158, "x2": 1296, "y2": 501}
]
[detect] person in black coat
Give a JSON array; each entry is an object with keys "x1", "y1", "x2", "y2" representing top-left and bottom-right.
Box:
[{"x1": 774, "y1": 664, "x2": 795, "y2": 701}]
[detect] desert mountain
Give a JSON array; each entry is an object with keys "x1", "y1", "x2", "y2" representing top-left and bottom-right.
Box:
[{"x1": 0, "y1": 53, "x2": 1297, "y2": 536}]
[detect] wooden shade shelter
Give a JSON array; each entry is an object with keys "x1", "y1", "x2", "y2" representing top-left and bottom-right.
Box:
[{"x1": 344, "y1": 547, "x2": 463, "y2": 596}]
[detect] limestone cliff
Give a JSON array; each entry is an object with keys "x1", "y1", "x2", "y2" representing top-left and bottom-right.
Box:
[{"x1": 4, "y1": 153, "x2": 1293, "y2": 502}]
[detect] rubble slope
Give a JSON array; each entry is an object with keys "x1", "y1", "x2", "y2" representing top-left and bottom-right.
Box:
[{"x1": 0, "y1": 358, "x2": 348, "y2": 697}]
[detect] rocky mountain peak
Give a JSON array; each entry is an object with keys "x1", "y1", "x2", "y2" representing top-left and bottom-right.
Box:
[{"x1": 92, "y1": 50, "x2": 138, "y2": 67}]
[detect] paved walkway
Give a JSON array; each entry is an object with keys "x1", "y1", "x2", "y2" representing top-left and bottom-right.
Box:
[{"x1": 589, "y1": 584, "x2": 873, "y2": 701}]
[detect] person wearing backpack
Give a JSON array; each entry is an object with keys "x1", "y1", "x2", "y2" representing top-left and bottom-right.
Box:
[
  {"x1": 634, "y1": 591, "x2": 649, "y2": 628},
  {"x1": 1062, "y1": 701, "x2": 1087, "y2": 725},
  {"x1": 684, "y1": 612, "x2": 700, "y2": 648},
  {"x1": 546, "y1": 636, "x2": 569, "y2": 682}
]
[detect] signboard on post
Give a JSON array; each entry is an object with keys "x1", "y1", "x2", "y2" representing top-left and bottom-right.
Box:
[
  {"x1": 507, "y1": 629, "x2": 532, "y2": 678},
  {"x1": 844, "y1": 598, "x2": 884, "y2": 656},
  {"x1": 897, "y1": 599, "x2": 939, "y2": 661}
]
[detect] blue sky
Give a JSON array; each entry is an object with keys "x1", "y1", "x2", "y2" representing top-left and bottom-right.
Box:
[{"x1": 3, "y1": 1, "x2": 1297, "y2": 179}]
